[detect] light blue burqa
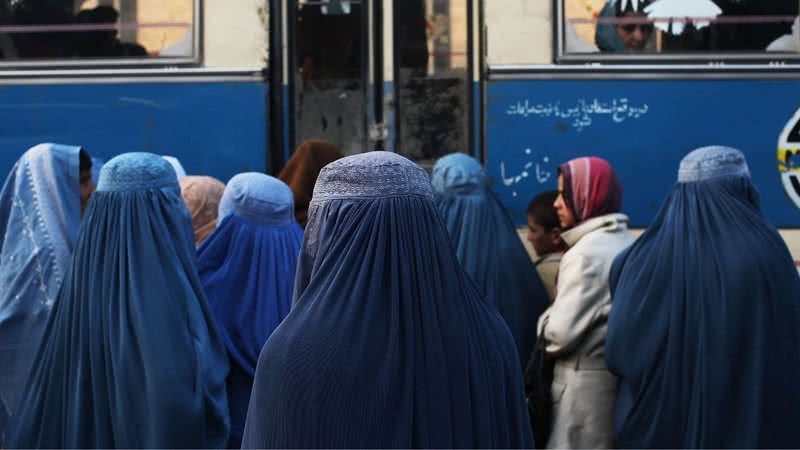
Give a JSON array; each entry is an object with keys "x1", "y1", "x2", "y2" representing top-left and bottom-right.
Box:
[
  {"x1": 0, "y1": 143, "x2": 82, "y2": 443},
  {"x1": 199, "y1": 173, "x2": 303, "y2": 449},
  {"x1": 432, "y1": 153, "x2": 550, "y2": 367}
]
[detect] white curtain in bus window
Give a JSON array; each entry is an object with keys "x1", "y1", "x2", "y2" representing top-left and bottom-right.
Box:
[
  {"x1": 563, "y1": 0, "x2": 799, "y2": 54},
  {"x1": 0, "y1": 0, "x2": 196, "y2": 60}
]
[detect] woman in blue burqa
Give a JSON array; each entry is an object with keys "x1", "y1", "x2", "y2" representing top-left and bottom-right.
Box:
[
  {"x1": 606, "y1": 146, "x2": 800, "y2": 448},
  {"x1": 241, "y1": 152, "x2": 533, "y2": 449},
  {"x1": 0, "y1": 143, "x2": 94, "y2": 444},
  {"x1": 9, "y1": 152, "x2": 230, "y2": 448},
  {"x1": 432, "y1": 152, "x2": 550, "y2": 367},
  {"x1": 198, "y1": 172, "x2": 303, "y2": 449}
]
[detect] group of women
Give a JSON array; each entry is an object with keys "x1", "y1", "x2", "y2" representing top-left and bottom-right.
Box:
[{"x1": 0, "y1": 139, "x2": 797, "y2": 449}]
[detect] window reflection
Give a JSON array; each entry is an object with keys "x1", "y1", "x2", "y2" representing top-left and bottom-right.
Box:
[
  {"x1": 564, "y1": 0, "x2": 799, "y2": 55},
  {"x1": 293, "y1": 1, "x2": 366, "y2": 155},
  {"x1": 0, "y1": 0, "x2": 195, "y2": 61},
  {"x1": 396, "y1": 0, "x2": 469, "y2": 167}
]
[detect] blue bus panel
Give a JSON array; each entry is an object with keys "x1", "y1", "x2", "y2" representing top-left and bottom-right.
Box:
[
  {"x1": 0, "y1": 81, "x2": 268, "y2": 183},
  {"x1": 486, "y1": 78, "x2": 800, "y2": 228}
]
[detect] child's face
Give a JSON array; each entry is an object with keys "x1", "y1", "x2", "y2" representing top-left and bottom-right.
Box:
[{"x1": 526, "y1": 215, "x2": 558, "y2": 256}]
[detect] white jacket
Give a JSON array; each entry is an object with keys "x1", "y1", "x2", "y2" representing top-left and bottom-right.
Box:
[{"x1": 537, "y1": 213, "x2": 634, "y2": 449}]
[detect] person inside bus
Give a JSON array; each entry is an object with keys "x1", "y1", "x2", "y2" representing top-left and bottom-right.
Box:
[
  {"x1": 606, "y1": 146, "x2": 800, "y2": 448},
  {"x1": 596, "y1": 0, "x2": 654, "y2": 52},
  {"x1": 180, "y1": 175, "x2": 226, "y2": 247},
  {"x1": 241, "y1": 152, "x2": 533, "y2": 448},
  {"x1": 198, "y1": 173, "x2": 302, "y2": 449},
  {"x1": 713, "y1": 0, "x2": 798, "y2": 51},
  {"x1": 278, "y1": 140, "x2": 343, "y2": 227},
  {"x1": 432, "y1": 153, "x2": 550, "y2": 368},
  {"x1": 536, "y1": 156, "x2": 634, "y2": 449},
  {"x1": 10, "y1": 152, "x2": 230, "y2": 448},
  {"x1": 0, "y1": 2, "x2": 18, "y2": 59},
  {"x1": 0, "y1": 143, "x2": 92, "y2": 445},
  {"x1": 72, "y1": 5, "x2": 147, "y2": 57},
  {"x1": 526, "y1": 190, "x2": 569, "y2": 302}
]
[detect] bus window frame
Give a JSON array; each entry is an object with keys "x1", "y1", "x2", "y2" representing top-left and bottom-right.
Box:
[
  {"x1": 554, "y1": 0, "x2": 800, "y2": 65},
  {"x1": 0, "y1": 0, "x2": 202, "y2": 70}
]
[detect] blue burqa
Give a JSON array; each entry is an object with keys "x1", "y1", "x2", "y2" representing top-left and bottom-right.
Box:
[
  {"x1": 0, "y1": 143, "x2": 82, "y2": 443},
  {"x1": 198, "y1": 172, "x2": 303, "y2": 449},
  {"x1": 432, "y1": 153, "x2": 549, "y2": 367},
  {"x1": 241, "y1": 152, "x2": 533, "y2": 449},
  {"x1": 606, "y1": 146, "x2": 800, "y2": 448},
  {"x1": 10, "y1": 152, "x2": 231, "y2": 449},
  {"x1": 91, "y1": 156, "x2": 104, "y2": 185}
]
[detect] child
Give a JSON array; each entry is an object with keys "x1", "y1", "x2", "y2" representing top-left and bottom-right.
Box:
[{"x1": 526, "y1": 190, "x2": 568, "y2": 300}]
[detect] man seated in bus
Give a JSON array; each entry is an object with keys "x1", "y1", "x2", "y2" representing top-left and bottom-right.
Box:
[
  {"x1": 73, "y1": 6, "x2": 146, "y2": 58},
  {"x1": 595, "y1": 0, "x2": 654, "y2": 52}
]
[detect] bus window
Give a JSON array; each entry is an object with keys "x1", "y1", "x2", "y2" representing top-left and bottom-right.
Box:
[
  {"x1": 0, "y1": 0, "x2": 196, "y2": 62},
  {"x1": 562, "y1": 0, "x2": 799, "y2": 57}
]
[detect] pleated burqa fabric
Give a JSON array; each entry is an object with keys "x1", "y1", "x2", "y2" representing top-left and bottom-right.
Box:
[
  {"x1": 0, "y1": 143, "x2": 82, "y2": 444},
  {"x1": 10, "y1": 152, "x2": 230, "y2": 449},
  {"x1": 198, "y1": 173, "x2": 303, "y2": 449},
  {"x1": 607, "y1": 146, "x2": 800, "y2": 448},
  {"x1": 432, "y1": 153, "x2": 549, "y2": 367},
  {"x1": 241, "y1": 151, "x2": 533, "y2": 449}
]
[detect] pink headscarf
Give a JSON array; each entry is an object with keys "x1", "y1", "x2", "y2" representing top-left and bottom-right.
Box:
[{"x1": 559, "y1": 157, "x2": 622, "y2": 223}]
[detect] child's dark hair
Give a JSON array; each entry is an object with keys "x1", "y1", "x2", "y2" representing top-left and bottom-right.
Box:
[
  {"x1": 527, "y1": 190, "x2": 560, "y2": 231},
  {"x1": 79, "y1": 149, "x2": 92, "y2": 173}
]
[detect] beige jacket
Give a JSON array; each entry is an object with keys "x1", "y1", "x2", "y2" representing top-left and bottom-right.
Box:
[
  {"x1": 535, "y1": 253, "x2": 562, "y2": 302},
  {"x1": 536, "y1": 213, "x2": 634, "y2": 449}
]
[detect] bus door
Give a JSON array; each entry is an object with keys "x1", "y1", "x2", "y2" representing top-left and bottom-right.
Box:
[{"x1": 284, "y1": 0, "x2": 480, "y2": 167}]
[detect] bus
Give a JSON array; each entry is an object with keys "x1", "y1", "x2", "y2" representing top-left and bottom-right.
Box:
[{"x1": 0, "y1": 0, "x2": 797, "y2": 263}]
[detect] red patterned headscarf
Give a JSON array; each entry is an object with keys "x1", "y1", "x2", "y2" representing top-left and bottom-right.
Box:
[{"x1": 559, "y1": 157, "x2": 622, "y2": 223}]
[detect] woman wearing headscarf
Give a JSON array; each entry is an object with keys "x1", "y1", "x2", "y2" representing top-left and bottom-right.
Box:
[
  {"x1": 432, "y1": 152, "x2": 550, "y2": 367},
  {"x1": 198, "y1": 173, "x2": 303, "y2": 449},
  {"x1": 278, "y1": 140, "x2": 343, "y2": 227},
  {"x1": 606, "y1": 146, "x2": 800, "y2": 448},
  {"x1": 241, "y1": 152, "x2": 533, "y2": 448},
  {"x1": 595, "y1": 0, "x2": 626, "y2": 52},
  {"x1": 180, "y1": 175, "x2": 226, "y2": 247},
  {"x1": 10, "y1": 153, "x2": 230, "y2": 448},
  {"x1": 0, "y1": 143, "x2": 93, "y2": 444},
  {"x1": 536, "y1": 156, "x2": 633, "y2": 449}
]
